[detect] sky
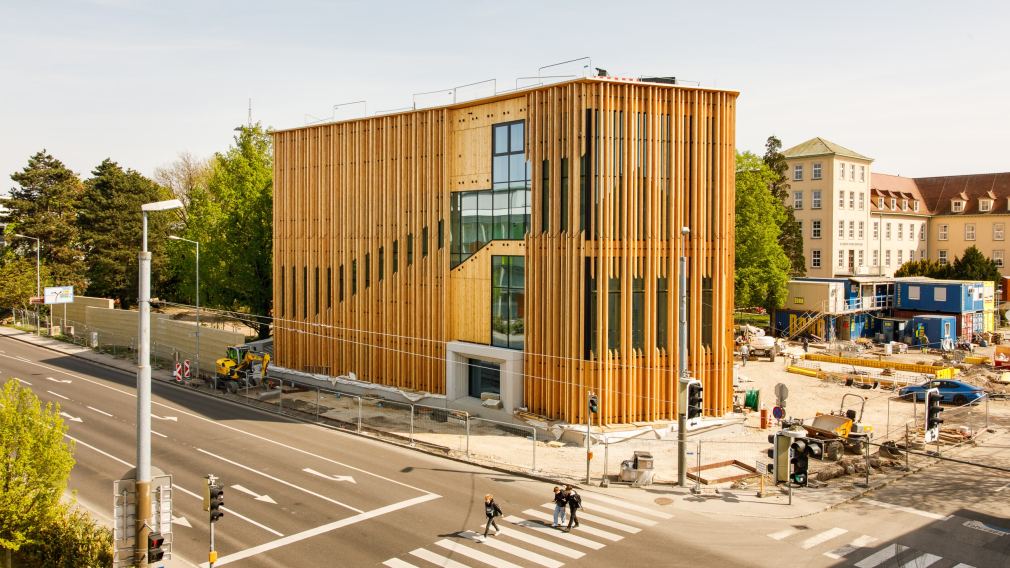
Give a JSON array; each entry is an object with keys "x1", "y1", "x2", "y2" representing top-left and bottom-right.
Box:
[{"x1": 1, "y1": 0, "x2": 1008, "y2": 186}]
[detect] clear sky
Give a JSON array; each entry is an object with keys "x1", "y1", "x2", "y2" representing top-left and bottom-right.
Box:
[{"x1": 2, "y1": 0, "x2": 1007, "y2": 186}]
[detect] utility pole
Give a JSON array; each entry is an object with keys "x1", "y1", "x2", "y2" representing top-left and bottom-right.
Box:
[{"x1": 678, "y1": 226, "x2": 690, "y2": 487}]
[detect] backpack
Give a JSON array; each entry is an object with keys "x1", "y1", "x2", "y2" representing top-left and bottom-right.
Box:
[{"x1": 570, "y1": 492, "x2": 582, "y2": 508}]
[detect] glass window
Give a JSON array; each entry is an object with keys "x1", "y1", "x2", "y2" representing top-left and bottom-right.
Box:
[
  {"x1": 981, "y1": 199, "x2": 992, "y2": 212},
  {"x1": 438, "y1": 220, "x2": 444, "y2": 250},
  {"x1": 873, "y1": 222, "x2": 879, "y2": 239},
  {"x1": 491, "y1": 256, "x2": 525, "y2": 350},
  {"x1": 849, "y1": 221, "x2": 854, "y2": 238},
  {"x1": 812, "y1": 220, "x2": 821, "y2": 238},
  {"x1": 339, "y1": 265, "x2": 345, "y2": 301},
  {"x1": 849, "y1": 192, "x2": 854, "y2": 208},
  {"x1": 897, "y1": 224, "x2": 903, "y2": 240},
  {"x1": 392, "y1": 240, "x2": 399, "y2": 273},
  {"x1": 379, "y1": 247, "x2": 385, "y2": 281},
  {"x1": 849, "y1": 164, "x2": 855, "y2": 180},
  {"x1": 422, "y1": 226, "x2": 429, "y2": 257},
  {"x1": 839, "y1": 163, "x2": 845, "y2": 180},
  {"x1": 838, "y1": 250, "x2": 844, "y2": 268},
  {"x1": 793, "y1": 191, "x2": 803, "y2": 209},
  {"x1": 860, "y1": 165, "x2": 865, "y2": 182},
  {"x1": 858, "y1": 250, "x2": 864, "y2": 266},
  {"x1": 351, "y1": 259, "x2": 357, "y2": 295},
  {"x1": 952, "y1": 200, "x2": 964, "y2": 212},
  {"x1": 838, "y1": 221, "x2": 844, "y2": 237},
  {"x1": 510, "y1": 122, "x2": 524, "y2": 153},
  {"x1": 812, "y1": 162, "x2": 822, "y2": 180},
  {"x1": 326, "y1": 267, "x2": 331, "y2": 308},
  {"x1": 494, "y1": 125, "x2": 508, "y2": 154},
  {"x1": 873, "y1": 249, "x2": 879, "y2": 266},
  {"x1": 994, "y1": 223, "x2": 1005, "y2": 241},
  {"x1": 966, "y1": 223, "x2": 976, "y2": 240},
  {"x1": 794, "y1": 164, "x2": 803, "y2": 181},
  {"x1": 886, "y1": 250, "x2": 891, "y2": 266},
  {"x1": 939, "y1": 224, "x2": 948, "y2": 241},
  {"x1": 858, "y1": 221, "x2": 864, "y2": 238},
  {"x1": 812, "y1": 190, "x2": 822, "y2": 209},
  {"x1": 994, "y1": 250, "x2": 1004, "y2": 268},
  {"x1": 365, "y1": 254, "x2": 370, "y2": 288},
  {"x1": 859, "y1": 192, "x2": 865, "y2": 210},
  {"x1": 812, "y1": 250, "x2": 821, "y2": 268},
  {"x1": 890, "y1": 198, "x2": 897, "y2": 209},
  {"x1": 885, "y1": 223, "x2": 892, "y2": 239},
  {"x1": 839, "y1": 191, "x2": 845, "y2": 208},
  {"x1": 939, "y1": 250, "x2": 948, "y2": 265}
]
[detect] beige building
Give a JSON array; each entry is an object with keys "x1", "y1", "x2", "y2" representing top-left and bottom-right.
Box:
[{"x1": 783, "y1": 136, "x2": 1010, "y2": 277}]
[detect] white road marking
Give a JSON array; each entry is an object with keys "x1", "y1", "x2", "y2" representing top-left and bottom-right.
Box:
[
  {"x1": 994, "y1": 481, "x2": 1010, "y2": 493},
  {"x1": 151, "y1": 430, "x2": 167, "y2": 438},
  {"x1": 204, "y1": 493, "x2": 441, "y2": 567},
  {"x1": 824, "y1": 535, "x2": 878, "y2": 559},
  {"x1": 768, "y1": 527, "x2": 801, "y2": 540},
  {"x1": 952, "y1": 563, "x2": 977, "y2": 568},
  {"x1": 855, "y1": 544, "x2": 908, "y2": 568},
  {"x1": 574, "y1": 502, "x2": 660, "y2": 525},
  {"x1": 46, "y1": 376, "x2": 72, "y2": 384},
  {"x1": 409, "y1": 548, "x2": 469, "y2": 568},
  {"x1": 528, "y1": 507, "x2": 623, "y2": 542},
  {"x1": 196, "y1": 448, "x2": 364, "y2": 513},
  {"x1": 14, "y1": 355, "x2": 30, "y2": 362},
  {"x1": 962, "y1": 519, "x2": 1009, "y2": 536},
  {"x1": 899, "y1": 553, "x2": 941, "y2": 568},
  {"x1": 14, "y1": 377, "x2": 32, "y2": 386},
  {"x1": 433, "y1": 538, "x2": 525, "y2": 568},
  {"x1": 484, "y1": 525, "x2": 584, "y2": 559},
  {"x1": 580, "y1": 492, "x2": 674, "y2": 519},
  {"x1": 87, "y1": 406, "x2": 112, "y2": 417},
  {"x1": 302, "y1": 467, "x2": 356, "y2": 483},
  {"x1": 800, "y1": 527, "x2": 848, "y2": 549},
  {"x1": 59, "y1": 411, "x2": 82, "y2": 423},
  {"x1": 65, "y1": 433, "x2": 283, "y2": 537},
  {"x1": 47, "y1": 390, "x2": 69, "y2": 400},
  {"x1": 861, "y1": 499, "x2": 950, "y2": 521},
  {"x1": 459, "y1": 530, "x2": 563, "y2": 568},
  {"x1": 508, "y1": 514, "x2": 605, "y2": 549},
  {"x1": 152, "y1": 414, "x2": 178, "y2": 421},
  {"x1": 561, "y1": 508, "x2": 641, "y2": 533},
  {"x1": 231, "y1": 484, "x2": 277, "y2": 504},
  {"x1": 172, "y1": 516, "x2": 192, "y2": 528},
  {"x1": 382, "y1": 559, "x2": 419, "y2": 568}
]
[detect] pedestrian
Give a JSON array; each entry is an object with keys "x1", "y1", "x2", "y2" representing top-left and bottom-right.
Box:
[
  {"x1": 564, "y1": 485, "x2": 581, "y2": 531},
  {"x1": 741, "y1": 344, "x2": 749, "y2": 366},
  {"x1": 802, "y1": 336, "x2": 809, "y2": 353},
  {"x1": 551, "y1": 486, "x2": 567, "y2": 527},
  {"x1": 483, "y1": 493, "x2": 502, "y2": 538}
]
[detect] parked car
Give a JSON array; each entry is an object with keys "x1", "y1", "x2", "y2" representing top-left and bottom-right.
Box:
[{"x1": 898, "y1": 380, "x2": 985, "y2": 405}]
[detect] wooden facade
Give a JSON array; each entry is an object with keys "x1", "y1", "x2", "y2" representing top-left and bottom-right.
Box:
[{"x1": 272, "y1": 78, "x2": 737, "y2": 424}]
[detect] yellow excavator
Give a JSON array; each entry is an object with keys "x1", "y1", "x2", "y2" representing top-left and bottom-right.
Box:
[{"x1": 215, "y1": 343, "x2": 271, "y2": 393}]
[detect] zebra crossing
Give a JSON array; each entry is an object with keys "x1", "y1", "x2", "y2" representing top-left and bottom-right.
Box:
[
  {"x1": 766, "y1": 525, "x2": 976, "y2": 567},
  {"x1": 383, "y1": 493, "x2": 672, "y2": 567}
]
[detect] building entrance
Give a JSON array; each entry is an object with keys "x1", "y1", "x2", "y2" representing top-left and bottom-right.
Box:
[{"x1": 468, "y1": 359, "x2": 501, "y2": 398}]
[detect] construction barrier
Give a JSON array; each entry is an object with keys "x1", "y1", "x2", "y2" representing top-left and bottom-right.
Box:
[{"x1": 804, "y1": 353, "x2": 957, "y2": 378}]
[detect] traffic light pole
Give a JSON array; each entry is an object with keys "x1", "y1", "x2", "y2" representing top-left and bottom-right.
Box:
[
  {"x1": 136, "y1": 219, "x2": 153, "y2": 566},
  {"x1": 585, "y1": 392, "x2": 592, "y2": 485},
  {"x1": 678, "y1": 227, "x2": 689, "y2": 487},
  {"x1": 207, "y1": 473, "x2": 219, "y2": 567}
]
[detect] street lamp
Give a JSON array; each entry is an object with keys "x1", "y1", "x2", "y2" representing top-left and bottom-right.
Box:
[
  {"x1": 168, "y1": 236, "x2": 201, "y2": 387},
  {"x1": 136, "y1": 199, "x2": 182, "y2": 565},
  {"x1": 13, "y1": 233, "x2": 41, "y2": 336}
]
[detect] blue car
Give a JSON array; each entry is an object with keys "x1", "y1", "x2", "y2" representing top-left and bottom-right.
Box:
[{"x1": 899, "y1": 379, "x2": 985, "y2": 405}]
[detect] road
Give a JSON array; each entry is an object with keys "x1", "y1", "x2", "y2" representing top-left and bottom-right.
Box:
[{"x1": 3, "y1": 333, "x2": 1008, "y2": 567}]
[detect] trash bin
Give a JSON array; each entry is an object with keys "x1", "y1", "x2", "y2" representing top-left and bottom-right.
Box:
[
  {"x1": 619, "y1": 459, "x2": 638, "y2": 482},
  {"x1": 633, "y1": 451, "x2": 654, "y2": 470}
]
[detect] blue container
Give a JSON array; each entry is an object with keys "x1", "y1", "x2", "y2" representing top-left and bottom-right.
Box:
[
  {"x1": 906, "y1": 315, "x2": 956, "y2": 347},
  {"x1": 896, "y1": 281, "x2": 984, "y2": 313}
]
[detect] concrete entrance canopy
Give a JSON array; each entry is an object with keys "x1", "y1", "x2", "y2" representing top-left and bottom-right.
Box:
[{"x1": 445, "y1": 341, "x2": 524, "y2": 413}]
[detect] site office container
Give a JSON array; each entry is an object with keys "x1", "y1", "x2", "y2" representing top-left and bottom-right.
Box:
[
  {"x1": 905, "y1": 314, "x2": 957, "y2": 346},
  {"x1": 894, "y1": 309, "x2": 974, "y2": 340},
  {"x1": 773, "y1": 309, "x2": 831, "y2": 339},
  {"x1": 878, "y1": 317, "x2": 909, "y2": 343},
  {"x1": 782, "y1": 280, "x2": 848, "y2": 313},
  {"x1": 895, "y1": 281, "x2": 984, "y2": 313}
]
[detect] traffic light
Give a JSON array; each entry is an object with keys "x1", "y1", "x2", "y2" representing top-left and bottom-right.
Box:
[
  {"x1": 588, "y1": 393, "x2": 599, "y2": 414},
  {"x1": 766, "y1": 432, "x2": 791, "y2": 484},
  {"x1": 209, "y1": 484, "x2": 225, "y2": 523},
  {"x1": 925, "y1": 388, "x2": 943, "y2": 443},
  {"x1": 789, "y1": 438, "x2": 809, "y2": 486},
  {"x1": 148, "y1": 531, "x2": 165, "y2": 562},
  {"x1": 686, "y1": 379, "x2": 703, "y2": 420}
]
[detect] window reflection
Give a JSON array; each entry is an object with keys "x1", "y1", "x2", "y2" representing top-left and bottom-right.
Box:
[{"x1": 492, "y1": 255, "x2": 525, "y2": 350}]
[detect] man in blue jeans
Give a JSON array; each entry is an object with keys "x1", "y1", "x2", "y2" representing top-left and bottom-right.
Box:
[{"x1": 551, "y1": 486, "x2": 567, "y2": 527}]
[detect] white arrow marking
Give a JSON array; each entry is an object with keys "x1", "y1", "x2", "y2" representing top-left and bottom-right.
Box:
[
  {"x1": 303, "y1": 467, "x2": 356, "y2": 484},
  {"x1": 45, "y1": 376, "x2": 72, "y2": 384},
  {"x1": 152, "y1": 414, "x2": 178, "y2": 421},
  {"x1": 232, "y1": 484, "x2": 277, "y2": 504},
  {"x1": 172, "y1": 516, "x2": 192, "y2": 528},
  {"x1": 60, "y1": 411, "x2": 82, "y2": 423}
]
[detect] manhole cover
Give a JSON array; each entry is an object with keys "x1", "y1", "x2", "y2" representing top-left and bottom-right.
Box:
[{"x1": 654, "y1": 497, "x2": 674, "y2": 506}]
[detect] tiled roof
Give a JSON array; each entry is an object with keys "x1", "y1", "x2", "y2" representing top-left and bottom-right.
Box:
[
  {"x1": 782, "y1": 137, "x2": 873, "y2": 161},
  {"x1": 915, "y1": 172, "x2": 1010, "y2": 215},
  {"x1": 870, "y1": 173, "x2": 928, "y2": 215}
]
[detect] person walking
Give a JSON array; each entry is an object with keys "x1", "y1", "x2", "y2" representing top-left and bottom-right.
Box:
[
  {"x1": 741, "y1": 343, "x2": 750, "y2": 366},
  {"x1": 802, "y1": 336, "x2": 809, "y2": 353},
  {"x1": 564, "y1": 485, "x2": 581, "y2": 531},
  {"x1": 483, "y1": 494, "x2": 502, "y2": 538},
  {"x1": 551, "y1": 486, "x2": 567, "y2": 527}
]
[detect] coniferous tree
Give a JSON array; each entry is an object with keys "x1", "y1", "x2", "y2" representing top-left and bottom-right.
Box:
[{"x1": 763, "y1": 136, "x2": 806, "y2": 276}]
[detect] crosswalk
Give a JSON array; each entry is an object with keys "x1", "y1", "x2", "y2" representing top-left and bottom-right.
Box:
[
  {"x1": 766, "y1": 525, "x2": 976, "y2": 567},
  {"x1": 383, "y1": 493, "x2": 672, "y2": 567}
]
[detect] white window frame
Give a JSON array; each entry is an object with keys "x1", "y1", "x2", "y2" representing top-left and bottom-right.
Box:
[
  {"x1": 859, "y1": 165, "x2": 865, "y2": 182},
  {"x1": 885, "y1": 250, "x2": 891, "y2": 266},
  {"x1": 939, "y1": 224, "x2": 948, "y2": 241},
  {"x1": 897, "y1": 224, "x2": 903, "y2": 240},
  {"x1": 858, "y1": 249, "x2": 864, "y2": 266},
  {"x1": 909, "y1": 248, "x2": 915, "y2": 261},
  {"x1": 839, "y1": 163, "x2": 846, "y2": 180},
  {"x1": 980, "y1": 199, "x2": 992, "y2": 212},
  {"x1": 839, "y1": 191, "x2": 845, "y2": 208},
  {"x1": 812, "y1": 190, "x2": 822, "y2": 209},
  {"x1": 812, "y1": 162, "x2": 822, "y2": 180},
  {"x1": 811, "y1": 250, "x2": 821, "y2": 268},
  {"x1": 793, "y1": 164, "x2": 803, "y2": 181},
  {"x1": 877, "y1": 197, "x2": 884, "y2": 209},
  {"x1": 873, "y1": 249, "x2": 879, "y2": 266},
  {"x1": 939, "y1": 250, "x2": 948, "y2": 265},
  {"x1": 885, "y1": 222, "x2": 892, "y2": 239},
  {"x1": 897, "y1": 250, "x2": 903, "y2": 264},
  {"x1": 838, "y1": 250, "x2": 845, "y2": 268},
  {"x1": 919, "y1": 225, "x2": 926, "y2": 240},
  {"x1": 995, "y1": 250, "x2": 1005, "y2": 268},
  {"x1": 793, "y1": 191, "x2": 803, "y2": 209},
  {"x1": 849, "y1": 164, "x2": 855, "y2": 181},
  {"x1": 890, "y1": 197, "x2": 897, "y2": 210},
  {"x1": 952, "y1": 200, "x2": 964, "y2": 212},
  {"x1": 913, "y1": 201, "x2": 920, "y2": 212},
  {"x1": 858, "y1": 221, "x2": 864, "y2": 238},
  {"x1": 873, "y1": 221, "x2": 879, "y2": 239},
  {"x1": 849, "y1": 192, "x2": 855, "y2": 208},
  {"x1": 811, "y1": 220, "x2": 822, "y2": 239},
  {"x1": 838, "y1": 220, "x2": 844, "y2": 237},
  {"x1": 908, "y1": 285, "x2": 920, "y2": 300},
  {"x1": 902, "y1": 199, "x2": 908, "y2": 211},
  {"x1": 966, "y1": 223, "x2": 976, "y2": 240},
  {"x1": 848, "y1": 221, "x2": 854, "y2": 238},
  {"x1": 994, "y1": 223, "x2": 1005, "y2": 241},
  {"x1": 859, "y1": 192, "x2": 865, "y2": 210}
]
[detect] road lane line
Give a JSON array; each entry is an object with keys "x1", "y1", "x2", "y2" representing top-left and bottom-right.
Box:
[
  {"x1": 13, "y1": 378, "x2": 32, "y2": 386},
  {"x1": 203, "y1": 493, "x2": 441, "y2": 567},
  {"x1": 195, "y1": 448, "x2": 364, "y2": 514},
  {"x1": 484, "y1": 525, "x2": 584, "y2": 559},
  {"x1": 65, "y1": 433, "x2": 282, "y2": 537},
  {"x1": 409, "y1": 548, "x2": 469, "y2": 568},
  {"x1": 0, "y1": 352, "x2": 435, "y2": 497},
  {"x1": 382, "y1": 559, "x2": 419, "y2": 568},
  {"x1": 508, "y1": 514, "x2": 605, "y2": 550},
  {"x1": 579, "y1": 493, "x2": 674, "y2": 519},
  {"x1": 855, "y1": 544, "x2": 908, "y2": 568},
  {"x1": 458, "y1": 530, "x2": 563, "y2": 568},
  {"x1": 824, "y1": 535, "x2": 878, "y2": 559},
  {"x1": 433, "y1": 538, "x2": 525, "y2": 568},
  {"x1": 47, "y1": 390, "x2": 69, "y2": 400},
  {"x1": 800, "y1": 527, "x2": 848, "y2": 549},
  {"x1": 570, "y1": 502, "x2": 660, "y2": 525},
  {"x1": 861, "y1": 499, "x2": 951, "y2": 521},
  {"x1": 899, "y1": 553, "x2": 941, "y2": 568},
  {"x1": 87, "y1": 406, "x2": 113, "y2": 417},
  {"x1": 768, "y1": 527, "x2": 801, "y2": 540},
  {"x1": 151, "y1": 430, "x2": 167, "y2": 438}
]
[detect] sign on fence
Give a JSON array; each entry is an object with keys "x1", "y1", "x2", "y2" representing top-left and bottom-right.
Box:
[{"x1": 44, "y1": 285, "x2": 74, "y2": 304}]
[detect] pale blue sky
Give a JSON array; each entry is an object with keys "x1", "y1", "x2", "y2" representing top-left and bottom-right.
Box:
[{"x1": 2, "y1": 0, "x2": 1007, "y2": 185}]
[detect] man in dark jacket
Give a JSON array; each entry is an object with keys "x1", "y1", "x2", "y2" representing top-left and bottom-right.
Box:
[
  {"x1": 564, "y1": 485, "x2": 581, "y2": 531},
  {"x1": 483, "y1": 493, "x2": 502, "y2": 537}
]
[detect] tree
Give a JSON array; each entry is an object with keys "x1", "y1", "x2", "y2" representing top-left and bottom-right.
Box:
[
  {"x1": 763, "y1": 136, "x2": 806, "y2": 276},
  {"x1": 153, "y1": 152, "x2": 212, "y2": 226},
  {"x1": 13, "y1": 506, "x2": 112, "y2": 568},
  {"x1": 2, "y1": 151, "x2": 86, "y2": 290},
  {"x1": 735, "y1": 152, "x2": 792, "y2": 311},
  {"x1": 0, "y1": 381, "x2": 75, "y2": 566},
  {"x1": 79, "y1": 159, "x2": 174, "y2": 308},
  {"x1": 895, "y1": 258, "x2": 951, "y2": 279},
  {"x1": 951, "y1": 246, "x2": 1002, "y2": 288},
  {"x1": 0, "y1": 256, "x2": 52, "y2": 313}
]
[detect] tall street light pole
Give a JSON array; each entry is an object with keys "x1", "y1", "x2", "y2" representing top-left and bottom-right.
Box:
[
  {"x1": 169, "y1": 236, "x2": 200, "y2": 385},
  {"x1": 678, "y1": 226, "x2": 690, "y2": 487},
  {"x1": 14, "y1": 233, "x2": 41, "y2": 335},
  {"x1": 137, "y1": 199, "x2": 182, "y2": 565}
]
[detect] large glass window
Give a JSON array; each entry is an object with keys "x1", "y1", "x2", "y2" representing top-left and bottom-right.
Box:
[{"x1": 491, "y1": 256, "x2": 525, "y2": 350}]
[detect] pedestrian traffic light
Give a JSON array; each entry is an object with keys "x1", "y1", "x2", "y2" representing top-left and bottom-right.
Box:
[
  {"x1": 588, "y1": 393, "x2": 599, "y2": 414},
  {"x1": 766, "y1": 432, "x2": 791, "y2": 484},
  {"x1": 209, "y1": 484, "x2": 224, "y2": 523},
  {"x1": 148, "y1": 531, "x2": 165, "y2": 562},
  {"x1": 686, "y1": 379, "x2": 703, "y2": 420},
  {"x1": 924, "y1": 388, "x2": 943, "y2": 443},
  {"x1": 788, "y1": 437, "x2": 822, "y2": 487}
]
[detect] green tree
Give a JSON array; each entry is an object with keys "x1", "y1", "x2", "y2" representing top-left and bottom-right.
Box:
[
  {"x1": 763, "y1": 136, "x2": 806, "y2": 276},
  {"x1": 736, "y1": 152, "x2": 792, "y2": 310},
  {"x1": 895, "y1": 258, "x2": 951, "y2": 279},
  {"x1": 79, "y1": 159, "x2": 174, "y2": 308},
  {"x1": 186, "y1": 124, "x2": 273, "y2": 338},
  {"x1": 0, "y1": 380, "x2": 75, "y2": 566},
  {"x1": 0, "y1": 256, "x2": 52, "y2": 313},
  {"x1": 14, "y1": 506, "x2": 112, "y2": 568},
  {"x1": 2, "y1": 151, "x2": 87, "y2": 290},
  {"x1": 951, "y1": 245, "x2": 1001, "y2": 288}
]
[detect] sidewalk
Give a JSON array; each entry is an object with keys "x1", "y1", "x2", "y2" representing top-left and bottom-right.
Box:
[{"x1": 3, "y1": 325, "x2": 1001, "y2": 520}]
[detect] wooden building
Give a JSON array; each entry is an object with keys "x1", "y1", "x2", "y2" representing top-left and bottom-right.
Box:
[{"x1": 272, "y1": 76, "x2": 737, "y2": 424}]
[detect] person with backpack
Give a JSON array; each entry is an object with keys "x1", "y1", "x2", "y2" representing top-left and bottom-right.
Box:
[
  {"x1": 483, "y1": 493, "x2": 502, "y2": 537},
  {"x1": 564, "y1": 485, "x2": 581, "y2": 531},
  {"x1": 551, "y1": 486, "x2": 567, "y2": 527}
]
